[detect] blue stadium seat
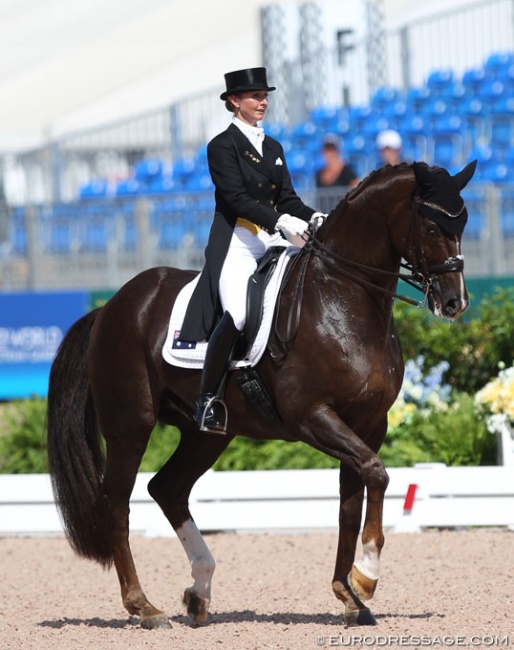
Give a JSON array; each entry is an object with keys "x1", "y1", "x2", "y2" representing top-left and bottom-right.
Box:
[
  {"x1": 420, "y1": 97, "x2": 450, "y2": 127},
  {"x1": 192, "y1": 218, "x2": 211, "y2": 247},
  {"x1": 488, "y1": 96, "x2": 514, "y2": 148},
  {"x1": 370, "y1": 86, "x2": 400, "y2": 115},
  {"x1": 48, "y1": 222, "x2": 72, "y2": 254},
  {"x1": 468, "y1": 145, "x2": 494, "y2": 172},
  {"x1": 461, "y1": 186, "x2": 487, "y2": 239},
  {"x1": 405, "y1": 86, "x2": 431, "y2": 112},
  {"x1": 480, "y1": 161, "x2": 512, "y2": 183},
  {"x1": 264, "y1": 122, "x2": 289, "y2": 139},
  {"x1": 79, "y1": 179, "x2": 109, "y2": 200},
  {"x1": 439, "y1": 82, "x2": 467, "y2": 109},
  {"x1": 194, "y1": 145, "x2": 209, "y2": 172},
  {"x1": 430, "y1": 115, "x2": 465, "y2": 167},
  {"x1": 115, "y1": 178, "x2": 144, "y2": 197},
  {"x1": 500, "y1": 187, "x2": 514, "y2": 236},
  {"x1": 122, "y1": 219, "x2": 137, "y2": 252},
  {"x1": 80, "y1": 222, "x2": 109, "y2": 252},
  {"x1": 347, "y1": 105, "x2": 373, "y2": 131},
  {"x1": 460, "y1": 97, "x2": 487, "y2": 147},
  {"x1": 484, "y1": 51, "x2": 514, "y2": 79},
  {"x1": 158, "y1": 220, "x2": 188, "y2": 250},
  {"x1": 426, "y1": 69, "x2": 454, "y2": 96},
  {"x1": 11, "y1": 219, "x2": 27, "y2": 255},
  {"x1": 399, "y1": 115, "x2": 428, "y2": 161},
  {"x1": 308, "y1": 106, "x2": 341, "y2": 129},
  {"x1": 362, "y1": 116, "x2": 392, "y2": 141},
  {"x1": 172, "y1": 157, "x2": 197, "y2": 188},
  {"x1": 147, "y1": 175, "x2": 177, "y2": 195},
  {"x1": 462, "y1": 66, "x2": 487, "y2": 93},
  {"x1": 184, "y1": 173, "x2": 214, "y2": 192},
  {"x1": 381, "y1": 99, "x2": 408, "y2": 126},
  {"x1": 134, "y1": 158, "x2": 163, "y2": 183},
  {"x1": 476, "y1": 79, "x2": 508, "y2": 109}
]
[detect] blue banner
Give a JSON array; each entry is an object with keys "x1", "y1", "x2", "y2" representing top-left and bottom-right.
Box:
[{"x1": 0, "y1": 291, "x2": 88, "y2": 399}]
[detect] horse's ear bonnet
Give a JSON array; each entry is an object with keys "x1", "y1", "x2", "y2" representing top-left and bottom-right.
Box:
[{"x1": 412, "y1": 160, "x2": 477, "y2": 236}]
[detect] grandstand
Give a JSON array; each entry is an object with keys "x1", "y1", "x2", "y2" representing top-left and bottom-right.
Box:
[{"x1": 1, "y1": 0, "x2": 514, "y2": 290}]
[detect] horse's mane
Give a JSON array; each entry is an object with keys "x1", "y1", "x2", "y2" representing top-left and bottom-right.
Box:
[{"x1": 326, "y1": 162, "x2": 414, "y2": 221}]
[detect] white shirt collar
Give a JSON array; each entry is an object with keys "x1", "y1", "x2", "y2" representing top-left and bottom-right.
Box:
[{"x1": 232, "y1": 116, "x2": 265, "y2": 155}]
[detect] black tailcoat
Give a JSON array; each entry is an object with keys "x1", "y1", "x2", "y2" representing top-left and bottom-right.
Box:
[{"x1": 180, "y1": 123, "x2": 316, "y2": 342}]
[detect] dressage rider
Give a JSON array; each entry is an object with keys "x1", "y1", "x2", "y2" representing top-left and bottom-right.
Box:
[{"x1": 179, "y1": 66, "x2": 325, "y2": 433}]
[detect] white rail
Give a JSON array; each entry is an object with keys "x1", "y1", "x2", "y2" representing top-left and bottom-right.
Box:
[{"x1": 1, "y1": 464, "x2": 513, "y2": 537}]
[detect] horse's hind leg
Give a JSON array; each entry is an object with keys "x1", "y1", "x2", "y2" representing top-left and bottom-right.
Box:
[
  {"x1": 102, "y1": 429, "x2": 172, "y2": 629},
  {"x1": 148, "y1": 427, "x2": 232, "y2": 625}
]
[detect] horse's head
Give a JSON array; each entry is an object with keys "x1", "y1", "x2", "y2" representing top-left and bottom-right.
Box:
[{"x1": 404, "y1": 160, "x2": 477, "y2": 320}]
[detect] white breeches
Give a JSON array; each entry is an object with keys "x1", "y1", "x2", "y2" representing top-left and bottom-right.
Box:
[{"x1": 219, "y1": 225, "x2": 287, "y2": 331}]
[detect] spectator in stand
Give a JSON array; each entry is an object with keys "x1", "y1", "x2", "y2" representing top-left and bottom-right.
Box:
[
  {"x1": 315, "y1": 134, "x2": 359, "y2": 190},
  {"x1": 376, "y1": 129, "x2": 403, "y2": 166},
  {"x1": 315, "y1": 134, "x2": 359, "y2": 213}
]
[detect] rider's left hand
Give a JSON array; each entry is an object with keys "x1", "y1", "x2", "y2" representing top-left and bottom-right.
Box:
[{"x1": 309, "y1": 212, "x2": 328, "y2": 233}]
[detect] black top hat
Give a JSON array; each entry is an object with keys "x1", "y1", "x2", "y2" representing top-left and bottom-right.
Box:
[{"x1": 220, "y1": 67, "x2": 276, "y2": 100}]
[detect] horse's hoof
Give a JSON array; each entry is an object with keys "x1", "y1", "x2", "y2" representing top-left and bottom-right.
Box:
[
  {"x1": 349, "y1": 564, "x2": 378, "y2": 601},
  {"x1": 140, "y1": 613, "x2": 172, "y2": 629},
  {"x1": 183, "y1": 587, "x2": 210, "y2": 625},
  {"x1": 345, "y1": 607, "x2": 378, "y2": 627}
]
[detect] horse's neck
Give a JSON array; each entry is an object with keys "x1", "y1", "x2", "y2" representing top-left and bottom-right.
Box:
[{"x1": 328, "y1": 171, "x2": 413, "y2": 271}]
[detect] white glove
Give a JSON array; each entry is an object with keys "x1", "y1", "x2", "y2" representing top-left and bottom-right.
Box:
[
  {"x1": 274, "y1": 214, "x2": 309, "y2": 247},
  {"x1": 309, "y1": 211, "x2": 327, "y2": 232}
]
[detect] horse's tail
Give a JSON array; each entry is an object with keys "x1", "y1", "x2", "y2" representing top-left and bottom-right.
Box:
[{"x1": 47, "y1": 308, "x2": 113, "y2": 567}]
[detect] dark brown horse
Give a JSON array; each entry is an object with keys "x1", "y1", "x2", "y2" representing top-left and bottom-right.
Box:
[{"x1": 47, "y1": 161, "x2": 476, "y2": 630}]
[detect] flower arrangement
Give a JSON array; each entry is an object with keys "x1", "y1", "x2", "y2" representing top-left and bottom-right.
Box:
[
  {"x1": 474, "y1": 363, "x2": 514, "y2": 435},
  {"x1": 388, "y1": 355, "x2": 451, "y2": 429}
]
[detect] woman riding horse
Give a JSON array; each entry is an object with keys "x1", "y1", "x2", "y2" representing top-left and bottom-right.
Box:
[
  {"x1": 180, "y1": 67, "x2": 325, "y2": 433},
  {"x1": 47, "y1": 154, "x2": 476, "y2": 629}
]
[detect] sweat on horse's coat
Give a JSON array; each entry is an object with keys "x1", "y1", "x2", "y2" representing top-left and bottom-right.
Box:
[{"x1": 46, "y1": 161, "x2": 476, "y2": 630}]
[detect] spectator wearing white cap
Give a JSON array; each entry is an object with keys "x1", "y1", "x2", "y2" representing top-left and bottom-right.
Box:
[{"x1": 376, "y1": 129, "x2": 403, "y2": 167}]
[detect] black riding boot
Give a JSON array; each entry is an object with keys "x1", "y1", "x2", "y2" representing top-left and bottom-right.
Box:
[{"x1": 195, "y1": 312, "x2": 241, "y2": 433}]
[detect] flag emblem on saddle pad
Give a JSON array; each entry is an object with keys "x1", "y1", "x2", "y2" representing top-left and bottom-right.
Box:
[{"x1": 172, "y1": 330, "x2": 197, "y2": 350}]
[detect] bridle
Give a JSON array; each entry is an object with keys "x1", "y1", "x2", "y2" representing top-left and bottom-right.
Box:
[
  {"x1": 307, "y1": 191, "x2": 466, "y2": 307},
  {"x1": 273, "y1": 193, "x2": 465, "y2": 353}
]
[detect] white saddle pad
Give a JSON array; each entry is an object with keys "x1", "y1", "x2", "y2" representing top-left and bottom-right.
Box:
[{"x1": 162, "y1": 247, "x2": 298, "y2": 369}]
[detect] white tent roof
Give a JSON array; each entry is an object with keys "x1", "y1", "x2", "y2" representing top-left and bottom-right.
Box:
[
  {"x1": 0, "y1": 0, "x2": 265, "y2": 151},
  {"x1": 0, "y1": 0, "x2": 445, "y2": 153}
]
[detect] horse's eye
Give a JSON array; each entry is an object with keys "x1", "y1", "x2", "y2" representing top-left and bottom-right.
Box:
[{"x1": 425, "y1": 221, "x2": 439, "y2": 236}]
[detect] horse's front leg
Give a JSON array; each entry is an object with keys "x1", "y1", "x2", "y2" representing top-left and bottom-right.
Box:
[{"x1": 306, "y1": 407, "x2": 389, "y2": 626}]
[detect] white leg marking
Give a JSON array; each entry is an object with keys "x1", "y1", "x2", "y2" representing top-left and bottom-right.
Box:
[
  {"x1": 354, "y1": 540, "x2": 380, "y2": 580},
  {"x1": 176, "y1": 519, "x2": 215, "y2": 600}
]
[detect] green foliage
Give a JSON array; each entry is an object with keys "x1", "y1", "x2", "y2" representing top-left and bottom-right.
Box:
[
  {"x1": 0, "y1": 398, "x2": 48, "y2": 473},
  {"x1": 139, "y1": 422, "x2": 180, "y2": 472},
  {"x1": 1, "y1": 287, "x2": 512, "y2": 474},
  {"x1": 213, "y1": 437, "x2": 338, "y2": 471},
  {"x1": 393, "y1": 287, "x2": 514, "y2": 393},
  {"x1": 379, "y1": 393, "x2": 497, "y2": 467},
  {"x1": 139, "y1": 422, "x2": 339, "y2": 472}
]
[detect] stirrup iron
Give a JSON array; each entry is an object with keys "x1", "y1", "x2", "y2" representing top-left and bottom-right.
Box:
[{"x1": 199, "y1": 395, "x2": 229, "y2": 434}]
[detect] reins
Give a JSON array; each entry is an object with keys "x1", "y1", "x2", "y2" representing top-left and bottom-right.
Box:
[{"x1": 273, "y1": 195, "x2": 465, "y2": 356}]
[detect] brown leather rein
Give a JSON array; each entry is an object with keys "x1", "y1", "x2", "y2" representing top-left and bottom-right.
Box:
[
  {"x1": 273, "y1": 198, "x2": 465, "y2": 353},
  {"x1": 307, "y1": 196, "x2": 465, "y2": 307}
]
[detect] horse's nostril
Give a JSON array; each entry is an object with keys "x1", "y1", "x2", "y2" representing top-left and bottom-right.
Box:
[{"x1": 445, "y1": 297, "x2": 466, "y2": 317}]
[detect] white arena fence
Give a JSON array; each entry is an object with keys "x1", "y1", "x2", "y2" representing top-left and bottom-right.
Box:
[{"x1": 1, "y1": 464, "x2": 513, "y2": 538}]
